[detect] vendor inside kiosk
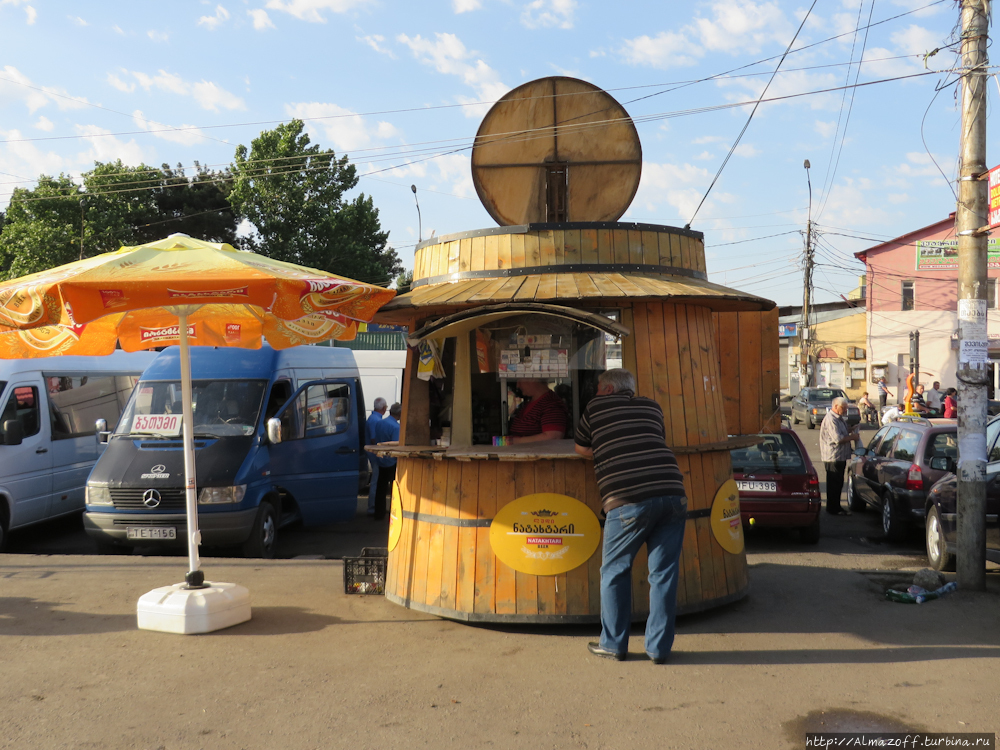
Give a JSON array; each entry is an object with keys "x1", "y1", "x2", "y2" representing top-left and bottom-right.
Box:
[{"x1": 412, "y1": 307, "x2": 627, "y2": 450}]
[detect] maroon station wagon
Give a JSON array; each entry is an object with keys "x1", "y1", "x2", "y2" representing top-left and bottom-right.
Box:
[{"x1": 730, "y1": 429, "x2": 821, "y2": 544}]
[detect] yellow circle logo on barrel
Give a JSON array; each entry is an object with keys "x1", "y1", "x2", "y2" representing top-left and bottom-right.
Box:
[
  {"x1": 489, "y1": 493, "x2": 601, "y2": 576},
  {"x1": 387, "y1": 482, "x2": 403, "y2": 552},
  {"x1": 710, "y1": 478, "x2": 744, "y2": 554}
]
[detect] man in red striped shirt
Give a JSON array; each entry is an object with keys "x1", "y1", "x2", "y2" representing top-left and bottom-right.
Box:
[{"x1": 508, "y1": 379, "x2": 568, "y2": 444}]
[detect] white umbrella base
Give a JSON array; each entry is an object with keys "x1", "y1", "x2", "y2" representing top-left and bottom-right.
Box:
[{"x1": 137, "y1": 581, "x2": 251, "y2": 634}]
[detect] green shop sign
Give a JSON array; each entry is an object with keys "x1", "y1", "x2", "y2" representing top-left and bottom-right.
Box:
[{"x1": 916, "y1": 239, "x2": 1000, "y2": 270}]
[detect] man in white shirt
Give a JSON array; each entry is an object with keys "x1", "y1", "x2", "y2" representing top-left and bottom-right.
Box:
[
  {"x1": 925, "y1": 381, "x2": 942, "y2": 414},
  {"x1": 881, "y1": 405, "x2": 901, "y2": 425}
]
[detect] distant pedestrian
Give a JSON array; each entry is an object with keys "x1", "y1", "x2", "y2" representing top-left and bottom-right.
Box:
[
  {"x1": 876, "y1": 377, "x2": 892, "y2": 410},
  {"x1": 365, "y1": 398, "x2": 387, "y2": 517},
  {"x1": 575, "y1": 368, "x2": 687, "y2": 665},
  {"x1": 372, "y1": 402, "x2": 401, "y2": 520},
  {"x1": 819, "y1": 397, "x2": 860, "y2": 515},
  {"x1": 926, "y1": 381, "x2": 942, "y2": 413},
  {"x1": 943, "y1": 388, "x2": 958, "y2": 419}
]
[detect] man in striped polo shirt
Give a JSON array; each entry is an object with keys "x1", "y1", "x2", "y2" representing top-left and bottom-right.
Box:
[{"x1": 575, "y1": 368, "x2": 687, "y2": 664}]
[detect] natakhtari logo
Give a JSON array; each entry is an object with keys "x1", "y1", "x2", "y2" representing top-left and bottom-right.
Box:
[
  {"x1": 139, "y1": 324, "x2": 196, "y2": 343},
  {"x1": 166, "y1": 286, "x2": 249, "y2": 299}
]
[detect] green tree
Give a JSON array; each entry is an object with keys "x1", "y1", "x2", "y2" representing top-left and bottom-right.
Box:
[
  {"x1": 229, "y1": 120, "x2": 401, "y2": 285},
  {"x1": 0, "y1": 161, "x2": 238, "y2": 281},
  {"x1": 395, "y1": 269, "x2": 413, "y2": 295}
]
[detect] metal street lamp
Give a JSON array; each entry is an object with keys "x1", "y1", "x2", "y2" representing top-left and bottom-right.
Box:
[{"x1": 411, "y1": 184, "x2": 422, "y2": 243}]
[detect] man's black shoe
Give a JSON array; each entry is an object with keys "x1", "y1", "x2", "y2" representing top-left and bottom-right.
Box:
[{"x1": 588, "y1": 642, "x2": 625, "y2": 661}]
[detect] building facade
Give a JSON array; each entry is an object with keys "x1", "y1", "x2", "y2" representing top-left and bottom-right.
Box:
[
  {"x1": 779, "y1": 301, "x2": 867, "y2": 399},
  {"x1": 856, "y1": 214, "x2": 1000, "y2": 397}
]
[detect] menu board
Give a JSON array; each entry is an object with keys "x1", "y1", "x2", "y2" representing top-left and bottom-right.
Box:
[{"x1": 498, "y1": 347, "x2": 569, "y2": 378}]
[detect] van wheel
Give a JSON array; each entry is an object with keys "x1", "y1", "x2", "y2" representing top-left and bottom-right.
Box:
[
  {"x1": 242, "y1": 502, "x2": 277, "y2": 559},
  {"x1": 0, "y1": 503, "x2": 8, "y2": 552},
  {"x1": 926, "y1": 506, "x2": 955, "y2": 572},
  {"x1": 807, "y1": 420, "x2": 815, "y2": 430},
  {"x1": 95, "y1": 541, "x2": 132, "y2": 555}
]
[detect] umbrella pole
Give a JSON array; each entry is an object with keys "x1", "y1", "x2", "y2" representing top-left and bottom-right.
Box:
[{"x1": 177, "y1": 311, "x2": 205, "y2": 588}]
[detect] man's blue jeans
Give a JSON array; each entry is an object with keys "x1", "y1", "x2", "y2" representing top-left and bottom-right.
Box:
[{"x1": 599, "y1": 495, "x2": 687, "y2": 660}]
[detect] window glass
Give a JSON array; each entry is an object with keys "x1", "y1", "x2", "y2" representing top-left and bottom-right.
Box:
[
  {"x1": 728, "y1": 433, "x2": 805, "y2": 474},
  {"x1": 44, "y1": 374, "x2": 140, "y2": 440},
  {"x1": 926, "y1": 432, "x2": 959, "y2": 461},
  {"x1": 305, "y1": 383, "x2": 350, "y2": 437},
  {"x1": 812, "y1": 388, "x2": 845, "y2": 400},
  {"x1": 892, "y1": 430, "x2": 920, "y2": 461},
  {"x1": 1, "y1": 385, "x2": 41, "y2": 440},
  {"x1": 876, "y1": 427, "x2": 900, "y2": 457},
  {"x1": 867, "y1": 428, "x2": 888, "y2": 452},
  {"x1": 988, "y1": 419, "x2": 1000, "y2": 462},
  {"x1": 117, "y1": 379, "x2": 268, "y2": 437},
  {"x1": 902, "y1": 281, "x2": 914, "y2": 311}
]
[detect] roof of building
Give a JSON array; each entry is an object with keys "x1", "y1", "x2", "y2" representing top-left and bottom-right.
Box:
[{"x1": 853, "y1": 214, "x2": 955, "y2": 263}]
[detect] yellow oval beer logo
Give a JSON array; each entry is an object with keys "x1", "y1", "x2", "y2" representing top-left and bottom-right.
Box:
[
  {"x1": 387, "y1": 482, "x2": 403, "y2": 552},
  {"x1": 710, "y1": 479, "x2": 744, "y2": 554},
  {"x1": 489, "y1": 493, "x2": 601, "y2": 576}
]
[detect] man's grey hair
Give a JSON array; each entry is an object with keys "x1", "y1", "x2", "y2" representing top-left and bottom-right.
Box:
[
  {"x1": 832, "y1": 397, "x2": 849, "y2": 409},
  {"x1": 389, "y1": 402, "x2": 402, "y2": 418},
  {"x1": 373, "y1": 397, "x2": 387, "y2": 411},
  {"x1": 599, "y1": 368, "x2": 636, "y2": 394}
]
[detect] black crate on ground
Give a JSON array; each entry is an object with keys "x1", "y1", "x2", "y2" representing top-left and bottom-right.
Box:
[{"x1": 343, "y1": 548, "x2": 388, "y2": 595}]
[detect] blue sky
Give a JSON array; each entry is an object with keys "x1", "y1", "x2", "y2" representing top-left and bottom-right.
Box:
[{"x1": 0, "y1": 0, "x2": 982, "y2": 305}]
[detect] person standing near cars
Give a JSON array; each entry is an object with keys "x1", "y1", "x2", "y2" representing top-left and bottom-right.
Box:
[
  {"x1": 819, "y1": 397, "x2": 860, "y2": 515},
  {"x1": 365, "y1": 398, "x2": 387, "y2": 517},
  {"x1": 943, "y1": 388, "x2": 958, "y2": 418},
  {"x1": 372, "y1": 402, "x2": 401, "y2": 521},
  {"x1": 926, "y1": 381, "x2": 942, "y2": 415},
  {"x1": 876, "y1": 377, "x2": 892, "y2": 411},
  {"x1": 574, "y1": 368, "x2": 687, "y2": 665}
]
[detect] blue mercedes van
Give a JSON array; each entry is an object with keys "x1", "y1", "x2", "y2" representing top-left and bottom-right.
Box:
[{"x1": 83, "y1": 345, "x2": 368, "y2": 558}]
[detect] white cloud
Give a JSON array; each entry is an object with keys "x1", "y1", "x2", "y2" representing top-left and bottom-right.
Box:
[
  {"x1": 814, "y1": 120, "x2": 837, "y2": 138},
  {"x1": 264, "y1": 0, "x2": 366, "y2": 23},
  {"x1": 887, "y1": 193, "x2": 909, "y2": 204},
  {"x1": 24, "y1": 5, "x2": 35, "y2": 24},
  {"x1": 33, "y1": 115, "x2": 53, "y2": 131},
  {"x1": 0, "y1": 66, "x2": 90, "y2": 114},
  {"x1": 74, "y1": 124, "x2": 151, "y2": 167},
  {"x1": 888, "y1": 0, "x2": 945, "y2": 18},
  {"x1": 358, "y1": 33, "x2": 394, "y2": 58},
  {"x1": 891, "y1": 25, "x2": 941, "y2": 56},
  {"x1": 112, "y1": 24, "x2": 124, "y2": 34},
  {"x1": 631, "y1": 161, "x2": 716, "y2": 222},
  {"x1": 817, "y1": 178, "x2": 891, "y2": 227},
  {"x1": 694, "y1": 151, "x2": 713, "y2": 160},
  {"x1": 147, "y1": 29, "x2": 169, "y2": 42},
  {"x1": 734, "y1": 144, "x2": 760, "y2": 158},
  {"x1": 113, "y1": 69, "x2": 246, "y2": 111},
  {"x1": 453, "y1": 0, "x2": 481, "y2": 11},
  {"x1": 521, "y1": 0, "x2": 577, "y2": 30},
  {"x1": 132, "y1": 110, "x2": 206, "y2": 146},
  {"x1": 620, "y1": 1, "x2": 793, "y2": 69},
  {"x1": 286, "y1": 101, "x2": 400, "y2": 153},
  {"x1": 0, "y1": 128, "x2": 67, "y2": 199},
  {"x1": 386, "y1": 153, "x2": 474, "y2": 199},
  {"x1": 69, "y1": 15, "x2": 87, "y2": 26},
  {"x1": 620, "y1": 31, "x2": 701, "y2": 69},
  {"x1": 248, "y1": 9, "x2": 275, "y2": 29},
  {"x1": 198, "y1": 5, "x2": 231, "y2": 30},
  {"x1": 397, "y1": 32, "x2": 509, "y2": 117},
  {"x1": 717, "y1": 68, "x2": 842, "y2": 111}
]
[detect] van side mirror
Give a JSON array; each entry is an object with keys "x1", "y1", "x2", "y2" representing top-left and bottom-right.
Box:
[
  {"x1": 95, "y1": 418, "x2": 110, "y2": 445},
  {"x1": 3, "y1": 419, "x2": 24, "y2": 446},
  {"x1": 853, "y1": 446, "x2": 867, "y2": 457},
  {"x1": 266, "y1": 417, "x2": 283, "y2": 445}
]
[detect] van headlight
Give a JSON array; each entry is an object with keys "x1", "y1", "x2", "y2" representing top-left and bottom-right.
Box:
[
  {"x1": 198, "y1": 485, "x2": 247, "y2": 504},
  {"x1": 86, "y1": 484, "x2": 112, "y2": 506}
]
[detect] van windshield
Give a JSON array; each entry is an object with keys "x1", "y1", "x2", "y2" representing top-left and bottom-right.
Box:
[{"x1": 116, "y1": 379, "x2": 268, "y2": 438}]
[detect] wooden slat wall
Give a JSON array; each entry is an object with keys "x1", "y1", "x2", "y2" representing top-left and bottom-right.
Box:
[
  {"x1": 412, "y1": 226, "x2": 705, "y2": 283},
  {"x1": 712, "y1": 308, "x2": 781, "y2": 435},
  {"x1": 387, "y1": 301, "x2": 753, "y2": 621}
]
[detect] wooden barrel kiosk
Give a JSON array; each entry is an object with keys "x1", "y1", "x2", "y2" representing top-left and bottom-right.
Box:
[{"x1": 370, "y1": 77, "x2": 778, "y2": 623}]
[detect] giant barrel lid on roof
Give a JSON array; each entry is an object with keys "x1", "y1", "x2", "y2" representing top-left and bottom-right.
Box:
[{"x1": 471, "y1": 77, "x2": 642, "y2": 226}]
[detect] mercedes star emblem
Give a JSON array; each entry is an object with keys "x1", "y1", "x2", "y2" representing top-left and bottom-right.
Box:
[
  {"x1": 151, "y1": 464, "x2": 166, "y2": 473},
  {"x1": 142, "y1": 489, "x2": 162, "y2": 508}
]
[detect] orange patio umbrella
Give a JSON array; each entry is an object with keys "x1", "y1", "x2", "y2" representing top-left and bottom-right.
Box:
[{"x1": 0, "y1": 234, "x2": 395, "y2": 622}]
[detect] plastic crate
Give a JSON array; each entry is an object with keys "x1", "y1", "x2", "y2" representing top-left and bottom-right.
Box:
[{"x1": 343, "y1": 548, "x2": 388, "y2": 595}]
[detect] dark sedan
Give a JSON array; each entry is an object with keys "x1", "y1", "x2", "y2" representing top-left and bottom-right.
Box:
[
  {"x1": 924, "y1": 417, "x2": 1000, "y2": 570},
  {"x1": 790, "y1": 387, "x2": 860, "y2": 430},
  {"x1": 846, "y1": 417, "x2": 956, "y2": 541}
]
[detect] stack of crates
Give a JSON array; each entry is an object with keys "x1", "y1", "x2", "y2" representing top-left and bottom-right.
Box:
[{"x1": 343, "y1": 547, "x2": 388, "y2": 595}]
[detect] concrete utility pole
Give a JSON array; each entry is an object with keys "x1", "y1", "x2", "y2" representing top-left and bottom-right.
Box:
[
  {"x1": 799, "y1": 160, "x2": 814, "y2": 390},
  {"x1": 956, "y1": 0, "x2": 990, "y2": 590}
]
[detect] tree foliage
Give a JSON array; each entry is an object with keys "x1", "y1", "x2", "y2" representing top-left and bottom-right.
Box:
[{"x1": 229, "y1": 120, "x2": 400, "y2": 285}]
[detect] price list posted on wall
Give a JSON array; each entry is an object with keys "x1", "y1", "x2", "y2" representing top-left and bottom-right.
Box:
[{"x1": 958, "y1": 298, "x2": 989, "y2": 369}]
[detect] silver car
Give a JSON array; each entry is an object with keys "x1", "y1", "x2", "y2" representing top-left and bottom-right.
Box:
[{"x1": 790, "y1": 387, "x2": 860, "y2": 430}]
